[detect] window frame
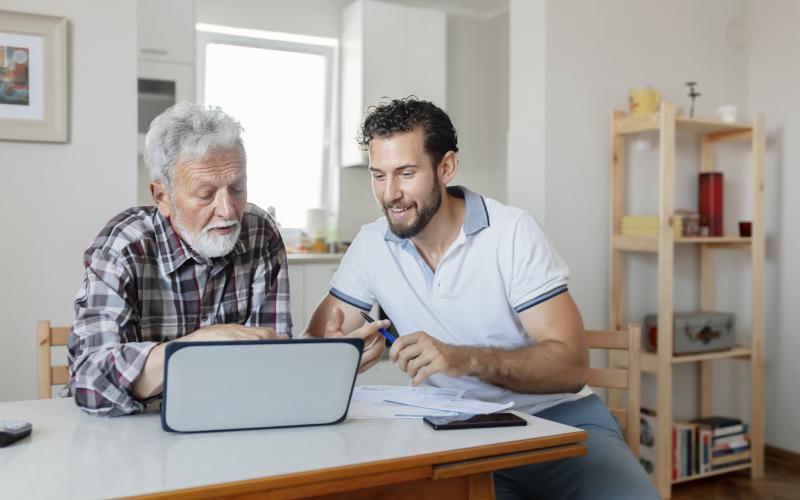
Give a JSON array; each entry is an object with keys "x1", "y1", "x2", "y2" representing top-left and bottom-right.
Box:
[{"x1": 196, "y1": 26, "x2": 338, "y2": 230}]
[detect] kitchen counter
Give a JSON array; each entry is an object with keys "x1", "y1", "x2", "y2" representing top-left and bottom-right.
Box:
[{"x1": 287, "y1": 252, "x2": 345, "y2": 264}]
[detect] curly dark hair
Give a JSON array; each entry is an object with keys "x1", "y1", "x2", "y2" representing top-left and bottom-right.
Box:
[{"x1": 357, "y1": 97, "x2": 459, "y2": 168}]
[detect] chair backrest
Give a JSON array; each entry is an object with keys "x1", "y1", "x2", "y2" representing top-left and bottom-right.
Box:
[
  {"x1": 585, "y1": 325, "x2": 641, "y2": 456},
  {"x1": 37, "y1": 320, "x2": 70, "y2": 399}
]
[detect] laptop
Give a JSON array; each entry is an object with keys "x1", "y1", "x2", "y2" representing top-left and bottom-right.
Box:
[{"x1": 161, "y1": 338, "x2": 363, "y2": 433}]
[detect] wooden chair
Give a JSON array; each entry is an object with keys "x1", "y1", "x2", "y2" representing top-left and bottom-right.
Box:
[
  {"x1": 586, "y1": 325, "x2": 641, "y2": 456},
  {"x1": 37, "y1": 320, "x2": 71, "y2": 399}
]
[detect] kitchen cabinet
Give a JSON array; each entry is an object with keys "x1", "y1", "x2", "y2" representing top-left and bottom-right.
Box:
[
  {"x1": 136, "y1": 0, "x2": 196, "y2": 205},
  {"x1": 137, "y1": 0, "x2": 196, "y2": 65},
  {"x1": 340, "y1": 0, "x2": 446, "y2": 167},
  {"x1": 287, "y1": 256, "x2": 343, "y2": 333}
]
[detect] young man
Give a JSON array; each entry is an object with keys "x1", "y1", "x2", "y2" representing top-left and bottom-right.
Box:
[{"x1": 306, "y1": 98, "x2": 659, "y2": 499}]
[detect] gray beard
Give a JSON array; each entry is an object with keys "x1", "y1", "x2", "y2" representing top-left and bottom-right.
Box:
[{"x1": 171, "y1": 208, "x2": 241, "y2": 259}]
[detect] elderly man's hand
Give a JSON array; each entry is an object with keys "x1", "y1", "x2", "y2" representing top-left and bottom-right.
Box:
[
  {"x1": 178, "y1": 324, "x2": 282, "y2": 342},
  {"x1": 325, "y1": 306, "x2": 388, "y2": 373}
]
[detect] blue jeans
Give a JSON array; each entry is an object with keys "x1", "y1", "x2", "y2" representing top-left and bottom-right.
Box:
[{"x1": 494, "y1": 395, "x2": 660, "y2": 500}]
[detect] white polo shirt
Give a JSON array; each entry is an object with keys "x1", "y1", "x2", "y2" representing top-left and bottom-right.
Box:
[{"x1": 330, "y1": 186, "x2": 588, "y2": 415}]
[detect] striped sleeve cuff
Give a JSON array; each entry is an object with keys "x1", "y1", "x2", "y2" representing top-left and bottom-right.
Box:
[
  {"x1": 514, "y1": 285, "x2": 568, "y2": 314},
  {"x1": 329, "y1": 287, "x2": 373, "y2": 311}
]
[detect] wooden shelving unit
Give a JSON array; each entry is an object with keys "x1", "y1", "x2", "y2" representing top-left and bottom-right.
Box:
[{"x1": 609, "y1": 102, "x2": 765, "y2": 498}]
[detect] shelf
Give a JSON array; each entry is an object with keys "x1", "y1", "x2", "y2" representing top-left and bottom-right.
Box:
[
  {"x1": 610, "y1": 102, "x2": 765, "y2": 498},
  {"x1": 671, "y1": 462, "x2": 751, "y2": 484},
  {"x1": 615, "y1": 112, "x2": 752, "y2": 136},
  {"x1": 638, "y1": 345, "x2": 752, "y2": 373},
  {"x1": 613, "y1": 234, "x2": 752, "y2": 253}
]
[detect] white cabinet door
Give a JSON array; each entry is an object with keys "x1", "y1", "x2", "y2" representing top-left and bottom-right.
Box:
[
  {"x1": 303, "y1": 263, "x2": 340, "y2": 326},
  {"x1": 403, "y1": 6, "x2": 446, "y2": 105},
  {"x1": 362, "y1": 1, "x2": 405, "y2": 108},
  {"x1": 287, "y1": 262, "x2": 340, "y2": 334},
  {"x1": 288, "y1": 264, "x2": 306, "y2": 336},
  {"x1": 340, "y1": 0, "x2": 447, "y2": 167},
  {"x1": 137, "y1": 0, "x2": 195, "y2": 64}
]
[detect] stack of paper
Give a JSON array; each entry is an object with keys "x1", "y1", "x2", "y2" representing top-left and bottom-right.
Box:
[{"x1": 348, "y1": 385, "x2": 513, "y2": 419}]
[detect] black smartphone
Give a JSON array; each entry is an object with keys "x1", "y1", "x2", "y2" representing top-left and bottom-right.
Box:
[{"x1": 423, "y1": 412, "x2": 527, "y2": 430}]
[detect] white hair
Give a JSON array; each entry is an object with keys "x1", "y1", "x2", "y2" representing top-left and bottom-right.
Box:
[{"x1": 143, "y1": 102, "x2": 245, "y2": 187}]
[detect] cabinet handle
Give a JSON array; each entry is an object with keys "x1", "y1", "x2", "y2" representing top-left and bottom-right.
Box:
[{"x1": 140, "y1": 48, "x2": 169, "y2": 56}]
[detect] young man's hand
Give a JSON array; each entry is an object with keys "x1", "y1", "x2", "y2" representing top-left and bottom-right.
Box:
[
  {"x1": 325, "y1": 306, "x2": 389, "y2": 373},
  {"x1": 389, "y1": 332, "x2": 474, "y2": 385}
]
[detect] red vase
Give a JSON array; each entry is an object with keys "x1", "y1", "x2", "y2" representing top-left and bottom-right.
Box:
[{"x1": 699, "y1": 172, "x2": 724, "y2": 236}]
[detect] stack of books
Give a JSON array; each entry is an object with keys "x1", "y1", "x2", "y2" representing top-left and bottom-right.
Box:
[
  {"x1": 640, "y1": 409, "x2": 750, "y2": 481},
  {"x1": 693, "y1": 416, "x2": 750, "y2": 471},
  {"x1": 620, "y1": 215, "x2": 659, "y2": 236}
]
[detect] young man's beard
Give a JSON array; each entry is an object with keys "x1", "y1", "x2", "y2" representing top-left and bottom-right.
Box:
[{"x1": 384, "y1": 172, "x2": 442, "y2": 239}]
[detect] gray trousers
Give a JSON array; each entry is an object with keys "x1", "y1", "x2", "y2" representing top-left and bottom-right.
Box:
[{"x1": 494, "y1": 395, "x2": 660, "y2": 500}]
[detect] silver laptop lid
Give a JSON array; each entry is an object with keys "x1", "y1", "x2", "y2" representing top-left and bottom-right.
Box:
[{"x1": 161, "y1": 338, "x2": 363, "y2": 432}]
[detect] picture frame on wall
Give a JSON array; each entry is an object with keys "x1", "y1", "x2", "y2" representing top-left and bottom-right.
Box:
[{"x1": 0, "y1": 10, "x2": 67, "y2": 142}]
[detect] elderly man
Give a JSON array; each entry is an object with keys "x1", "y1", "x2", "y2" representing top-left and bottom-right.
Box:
[{"x1": 65, "y1": 102, "x2": 290, "y2": 416}]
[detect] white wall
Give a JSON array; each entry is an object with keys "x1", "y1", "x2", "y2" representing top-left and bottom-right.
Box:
[
  {"x1": 748, "y1": 0, "x2": 800, "y2": 453},
  {"x1": 509, "y1": 0, "x2": 800, "y2": 452},
  {"x1": 0, "y1": 0, "x2": 137, "y2": 401},
  {"x1": 507, "y1": 0, "x2": 546, "y2": 222},
  {"x1": 446, "y1": 12, "x2": 508, "y2": 203},
  {"x1": 510, "y1": 0, "x2": 756, "y2": 423}
]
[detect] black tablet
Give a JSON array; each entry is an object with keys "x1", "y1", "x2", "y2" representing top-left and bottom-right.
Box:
[{"x1": 423, "y1": 412, "x2": 528, "y2": 430}]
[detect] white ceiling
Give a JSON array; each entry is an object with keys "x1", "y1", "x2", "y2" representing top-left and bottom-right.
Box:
[{"x1": 382, "y1": 0, "x2": 509, "y2": 19}]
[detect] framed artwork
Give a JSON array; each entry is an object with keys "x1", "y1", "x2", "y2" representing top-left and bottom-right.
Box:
[{"x1": 0, "y1": 10, "x2": 67, "y2": 142}]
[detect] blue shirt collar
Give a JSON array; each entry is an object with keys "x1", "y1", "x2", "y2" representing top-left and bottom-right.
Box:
[{"x1": 383, "y1": 185, "x2": 490, "y2": 243}]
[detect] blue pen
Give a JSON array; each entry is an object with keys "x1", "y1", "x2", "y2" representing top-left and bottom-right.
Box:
[{"x1": 359, "y1": 311, "x2": 396, "y2": 344}]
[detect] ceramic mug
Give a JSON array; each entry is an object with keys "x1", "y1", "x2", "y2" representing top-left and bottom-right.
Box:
[
  {"x1": 629, "y1": 87, "x2": 661, "y2": 115},
  {"x1": 716, "y1": 105, "x2": 738, "y2": 123}
]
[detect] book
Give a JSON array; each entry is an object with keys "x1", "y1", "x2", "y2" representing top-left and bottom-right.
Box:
[
  {"x1": 692, "y1": 416, "x2": 746, "y2": 437},
  {"x1": 674, "y1": 422, "x2": 695, "y2": 478},
  {"x1": 711, "y1": 449, "x2": 750, "y2": 467},
  {"x1": 692, "y1": 416, "x2": 741, "y2": 429},
  {"x1": 713, "y1": 444, "x2": 750, "y2": 457},
  {"x1": 713, "y1": 424, "x2": 747, "y2": 437},
  {"x1": 699, "y1": 426, "x2": 712, "y2": 473},
  {"x1": 713, "y1": 433, "x2": 749, "y2": 447}
]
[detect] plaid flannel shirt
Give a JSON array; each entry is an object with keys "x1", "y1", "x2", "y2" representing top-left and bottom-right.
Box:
[{"x1": 64, "y1": 204, "x2": 292, "y2": 416}]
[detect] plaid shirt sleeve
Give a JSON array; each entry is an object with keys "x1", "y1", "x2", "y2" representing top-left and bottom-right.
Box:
[
  {"x1": 67, "y1": 248, "x2": 156, "y2": 417},
  {"x1": 245, "y1": 218, "x2": 293, "y2": 336}
]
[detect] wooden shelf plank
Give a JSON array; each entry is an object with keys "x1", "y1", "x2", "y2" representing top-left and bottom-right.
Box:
[
  {"x1": 614, "y1": 234, "x2": 751, "y2": 253},
  {"x1": 676, "y1": 116, "x2": 752, "y2": 135},
  {"x1": 671, "y1": 462, "x2": 751, "y2": 484},
  {"x1": 640, "y1": 345, "x2": 752, "y2": 369},
  {"x1": 677, "y1": 236, "x2": 751, "y2": 245},
  {"x1": 615, "y1": 111, "x2": 752, "y2": 136}
]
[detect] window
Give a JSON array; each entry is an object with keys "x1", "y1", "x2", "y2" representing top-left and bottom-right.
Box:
[{"x1": 197, "y1": 24, "x2": 337, "y2": 229}]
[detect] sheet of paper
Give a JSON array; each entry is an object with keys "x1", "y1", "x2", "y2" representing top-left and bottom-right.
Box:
[
  {"x1": 357, "y1": 384, "x2": 465, "y2": 398},
  {"x1": 384, "y1": 394, "x2": 514, "y2": 415},
  {"x1": 348, "y1": 385, "x2": 463, "y2": 419},
  {"x1": 348, "y1": 385, "x2": 512, "y2": 419}
]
